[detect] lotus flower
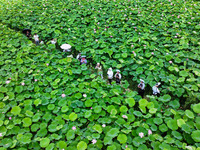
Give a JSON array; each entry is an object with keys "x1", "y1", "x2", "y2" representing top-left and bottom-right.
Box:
[
  {"x1": 151, "y1": 52, "x2": 154, "y2": 55},
  {"x1": 144, "y1": 45, "x2": 146, "y2": 46},
  {"x1": 102, "y1": 124, "x2": 106, "y2": 127},
  {"x1": 6, "y1": 80, "x2": 10, "y2": 84},
  {"x1": 83, "y1": 94, "x2": 87, "y2": 97},
  {"x1": 95, "y1": 39, "x2": 98, "y2": 42},
  {"x1": 139, "y1": 132, "x2": 144, "y2": 138},
  {"x1": 122, "y1": 115, "x2": 128, "y2": 119},
  {"x1": 72, "y1": 126, "x2": 76, "y2": 130},
  {"x1": 0, "y1": 133, "x2": 2, "y2": 137},
  {"x1": 9, "y1": 117, "x2": 12, "y2": 120},
  {"x1": 110, "y1": 36, "x2": 113, "y2": 38},
  {"x1": 21, "y1": 82, "x2": 25, "y2": 86},
  {"x1": 148, "y1": 130, "x2": 152, "y2": 135},
  {"x1": 186, "y1": 58, "x2": 188, "y2": 60},
  {"x1": 35, "y1": 79, "x2": 37, "y2": 82},
  {"x1": 175, "y1": 54, "x2": 177, "y2": 56},
  {"x1": 188, "y1": 22, "x2": 191, "y2": 24},
  {"x1": 90, "y1": 107, "x2": 92, "y2": 109},
  {"x1": 125, "y1": 145, "x2": 128, "y2": 148},
  {"x1": 131, "y1": 45, "x2": 134, "y2": 47},
  {"x1": 46, "y1": 63, "x2": 49, "y2": 66},
  {"x1": 92, "y1": 139, "x2": 97, "y2": 144},
  {"x1": 62, "y1": 94, "x2": 66, "y2": 98}
]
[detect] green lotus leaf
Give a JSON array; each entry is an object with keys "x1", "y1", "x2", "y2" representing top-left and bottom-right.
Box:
[
  {"x1": 159, "y1": 124, "x2": 168, "y2": 132},
  {"x1": 158, "y1": 95, "x2": 171, "y2": 102},
  {"x1": 167, "y1": 119, "x2": 178, "y2": 130},
  {"x1": 0, "y1": 87, "x2": 7, "y2": 93},
  {"x1": 185, "y1": 110, "x2": 194, "y2": 119},
  {"x1": 179, "y1": 70, "x2": 189, "y2": 77},
  {"x1": 77, "y1": 141, "x2": 87, "y2": 150},
  {"x1": 193, "y1": 103, "x2": 200, "y2": 113},
  {"x1": 119, "y1": 105, "x2": 128, "y2": 113},
  {"x1": 177, "y1": 119, "x2": 186, "y2": 127},
  {"x1": 40, "y1": 138, "x2": 50, "y2": 148},
  {"x1": 15, "y1": 86, "x2": 23, "y2": 93},
  {"x1": 104, "y1": 136, "x2": 113, "y2": 145},
  {"x1": 191, "y1": 130, "x2": 200, "y2": 142},
  {"x1": 92, "y1": 124, "x2": 102, "y2": 133},
  {"x1": 125, "y1": 97, "x2": 135, "y2": 107},
  {"x1": 117, "y1": 134, "x2": 127, "y2": 144},
  {"x1": 153, "y1": 118, "x2": 163, "y2": 125},
  {"x1": 107, "y1": 128, "x2": 119, "y2": 138},
  {"x1": 69, "y1": 112, "x2": 77, "y2": 121},
  {"x1": 85, "y1": 99, "x2": 93, "y2": 107},
  {"x1": 22, "y1": 117, "x2": 32, "y2": 127},
  {"x1": 172, "y1": 131, "x2": 182, "y2": 140},
  {"x1": 11, "y1": 106, "x2": 21, "y2": 115},
  {"x1": 66, "y1": 130, "x2": 75, "y2": 140}
]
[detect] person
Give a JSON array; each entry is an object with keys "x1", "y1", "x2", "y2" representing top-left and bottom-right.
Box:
[
  {"x1": 26, "y1": 31, "x2": 31, "y2": 39},
  {"x1": 33, "y1": 33, "x2": 39, "y2": 46},
  {"x1": 51, "y1": 38, "x2": 57, "y2": 44},
  {"x1": 138, "y1": 79, "x2": 145, "y2": 98},
  {"x1": 40, "y1": 39, "x2": 44, "y2": 45},
  {"x1": 107, "y1": 68, "x2": 113, "y2": 84},
  {"x1": 95, "y1": 63, "x2": 103, "y2": 79},
  {"x1": 152, "y1": 82, "x2": 161, "y2": 96},
  {"x1": 114, "y1": 70, "x2": 121, "y2": 84},
  {"x1": 80, "y1": 56, "x2": 87, "y2": 65},
  {"x1": 76, "y1": 53, "x2": 82, "y2": 61}
]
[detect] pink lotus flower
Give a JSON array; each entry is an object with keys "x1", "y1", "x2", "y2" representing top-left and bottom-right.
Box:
[
  {"x1": 178, "y1": 16, "x2": 180, "y2": 18},
  {"x1": 6, "y1": 80, "x2": 10, "y2": 84},
  {"x1": 21, "y1": 83, "x2": 25, "y2": 86},
  {"x1": 186, "y1": 58, "x2": 188, "y2": 60},
  {"x1": 9, "y1": 78, "x2": 12, "y2": 79},
  {"x1": 139, "y1": 132, "x2": 144, "y2": 138},
  {"x1": 102, "y1": 124, "x2": 106, "y2": 127},
  {"x1": 62, "y1": 94, "x2": 66, "y2": 98},
  {"x1": 148, "y1": 130, "x2": 152, "y2": 135},
  {"x1": 104, "y1": 28, "x2": 107, "y2": 31},
  {"x1": 91, "y1": 107, "x2": 92, "y2": 109},
  {"x1": 144, "y1": 45, "x2": 146, "y2": 46},
  {"x1": 122, "y1": 115, "x2": 128, "y2": 119},
  {"x1": 72, "y1": 126, "x2": 76, "y2": 130},
  {"x1": 94, "y1": 31, "x2": 96, "y2": 33},
  {"x1": 35, "y1": 79, "x2": 37, "y2": 82},
  {"x1": 175, "y1": 36, "x2": 177, "y2": 38},
  {"x1": 151, "y1": 52, "x2": 154, "y2": 55},
  {"x1": 83, "y1": 94, "x2": 87, "y2": 97},
  {"x1": 166, "y1": 53, "x2": 169, "y2": 55},
  {"x1": 110, "y1": 36, "x2": 113, "y2": 38},
  {"x1": 46, "y1": 63, "x2": 49, "y2": 66},
  {"x1": 175, "y1": 54, "x2": 177, "y2": 56},
  {"x1": 132, "y1": 51, "x2": 135, "y2": 53},
  {"x1": 97, "y1": 22, "x2": 100, "y2": 24},
  {"x1": 95, "y1": 39, "x2": 98, "y2": 42},
  {"x1": 131, "y1": 45, "x2": 134, "y2": 47},
  {"x1": 188, "y1": 22, "x2": 191, "y2": 24},
  {"x1": 125, "y1": 145, "x2": 128, "y2": 148},
  {"x1": 92, "y1": 139, "x2": 97, "y2": 144},
  {"x1": 9, "y1": 117, "x2": 12, "y2": 120}
]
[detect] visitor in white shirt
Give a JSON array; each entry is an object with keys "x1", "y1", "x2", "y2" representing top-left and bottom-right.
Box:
[
  {"x1": 152, "y1": 82, "x2": 161, "y2": 96},
  {"x1": 107, "y1": 68, "x2": 113, "y2": 84},
  {"x1": 33, "y1": 33, "x2": 39, "y2": 46},
  {"x1": 51, "y1": 38, "x2": 57, "y2": 44}
]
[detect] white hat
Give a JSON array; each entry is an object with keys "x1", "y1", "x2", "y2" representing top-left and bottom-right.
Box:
[
  {"x1": 116, "y1": 69, "x2": 120, "y2": 72},
  {"x1": 109, "y1": 67, "x2": 112, "y2": 71},
  {"x1": 156, "y1": 82, "x2": 161, "y2": 86},
  {"x1": 140, "y1": 79, "x2": 144, "y2": 83},
  {"x1": 60, "y1": 44, "x2": 71, "y2": 50}
]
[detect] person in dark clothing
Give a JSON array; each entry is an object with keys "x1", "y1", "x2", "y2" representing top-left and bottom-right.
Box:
[
  {"x1": 138, "y1": 79, "x2": 145, "y2": 98},
  {"x1": 114, "y1": 70, "x2": 121, "y2": 84}
]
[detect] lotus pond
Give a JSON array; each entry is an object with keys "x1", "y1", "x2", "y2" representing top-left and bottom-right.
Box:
[{"x1": 0, "y1": 0, "x2": 200, "y2": 150}]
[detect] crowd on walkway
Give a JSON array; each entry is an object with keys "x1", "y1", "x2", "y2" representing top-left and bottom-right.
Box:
[{"x1": 23, "y1": 30, "x2": 161, "y2": 98}]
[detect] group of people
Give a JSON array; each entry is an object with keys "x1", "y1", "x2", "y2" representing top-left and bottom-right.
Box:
[
  {"x1": 94, "y1": 62, "x2": 122, "y2": 84},
  {"x1": 138, "y1": 79, "x2": 161, "y2": 98},
  {"x1": 24, "y1": 30, "x2": 161, "y2": 98}
]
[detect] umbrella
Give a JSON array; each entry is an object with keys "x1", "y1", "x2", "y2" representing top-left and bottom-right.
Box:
[
  {"x1": 22, "y1": 29, "x2": 31, "y2": 34},
  {"x1": 60, "y1": 44, "x2": 71, "y2": 50}
]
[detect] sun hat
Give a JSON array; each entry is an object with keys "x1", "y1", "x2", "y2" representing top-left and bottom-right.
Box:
[
  {"x1": 116, "y1": 69, "x2": 120, "y2": 72},
  {"x1": 156, "y1": 82, "x2": 161, "y2": 86},
  {"x1": 140, "y1": 79, "x2": 144, "y2": 83}
]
